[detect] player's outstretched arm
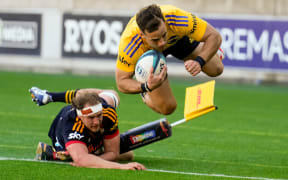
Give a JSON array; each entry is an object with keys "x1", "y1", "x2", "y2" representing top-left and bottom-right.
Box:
[{"x1": 67, "y1": 143, "x2": 146, "y2": 170}]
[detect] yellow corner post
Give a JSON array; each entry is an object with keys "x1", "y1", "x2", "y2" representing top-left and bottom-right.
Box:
[{"x1": 184, "y1": 80, "x2": 216, "y2": 121}]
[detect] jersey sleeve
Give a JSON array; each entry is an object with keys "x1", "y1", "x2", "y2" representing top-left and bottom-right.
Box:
[
  {"x1": 163, "y1": 5, "x2": 207, "y2": 41},
  {"x1": 102, "y1": 106, "x2": 119, "y2": 139},
  {"x1": 63, "y1": 116, "x2": 87, "y2": 148},
  {"x1": 116, "y1": 17, "x2": 144, "y2": 72}
]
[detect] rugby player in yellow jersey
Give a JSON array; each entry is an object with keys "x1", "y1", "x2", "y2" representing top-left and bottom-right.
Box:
[{"x1": 116, "y1": 4, "x2": 224, "y2": 115}]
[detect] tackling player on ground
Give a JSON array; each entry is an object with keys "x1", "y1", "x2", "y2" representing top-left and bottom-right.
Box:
[
  {"x1": 116, "y1": 4, "x2": 224, "y2": 115},
  {"x1": 29, "y1": 87, "x2": 145, "y2": 170}
]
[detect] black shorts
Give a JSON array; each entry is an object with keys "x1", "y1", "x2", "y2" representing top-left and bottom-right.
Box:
[{"x1": 163, "y1": 36, "x2": 200, "y2": 60}]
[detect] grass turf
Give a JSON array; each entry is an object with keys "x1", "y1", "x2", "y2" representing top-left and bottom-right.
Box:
[{"x1": 0, "y1": 71, "x2": 287, "y2": 179}]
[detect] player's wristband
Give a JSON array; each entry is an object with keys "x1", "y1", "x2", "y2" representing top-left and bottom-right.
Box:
[
  {"x1": 141, "y1": 82, "x2": 152, "y2": 92},
  {"x1": 194, "y1": 56, "x2": 206, "y2": 68},
  {"x1": 145, "y1": 82, "x2": 152, "y2": 92},
  {"x1": 141, "y1": 83, "x2": 147, "y2": 92}
]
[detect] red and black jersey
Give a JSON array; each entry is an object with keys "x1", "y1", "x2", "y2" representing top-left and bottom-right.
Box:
[{"x1": 48, "y1": 100, "x2": 119, "y2": 155}]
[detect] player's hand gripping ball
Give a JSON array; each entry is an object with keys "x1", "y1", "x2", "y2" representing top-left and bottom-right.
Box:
[{"x1": 135, "y1": 50, "x2": 166, "y2": 83}]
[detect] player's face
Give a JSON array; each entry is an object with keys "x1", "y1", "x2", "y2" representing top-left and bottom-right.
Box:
[
  {"x1": 142, "y1": 20, "x2": 167, "y2": 52},
  {"x1": 80, "y1": 111, "x2": 103, "y2": 133}
]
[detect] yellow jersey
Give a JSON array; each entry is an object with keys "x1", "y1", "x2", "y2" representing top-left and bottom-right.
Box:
[{"x1": 116, "y1": 5, "x2": 207, "y2": 72}]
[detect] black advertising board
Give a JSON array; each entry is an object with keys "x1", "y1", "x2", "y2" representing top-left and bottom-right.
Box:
[
  {"x1": 0, "y1": 13, "x2": 41, "y2": 55},
  {"x1": 62, "y1": 13, "x2": 130, "y2": 59}
]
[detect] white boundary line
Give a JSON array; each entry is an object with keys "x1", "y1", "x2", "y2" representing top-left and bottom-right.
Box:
[
  {"x1": 147, "y1": 169, "x2": 287, "y2": 180},
  {"x1": 0, "y1": 157, "x2": 68, "y2": 165},
  {"x1": 0, "y1": 157, "x2": 287, "y2": 180}
]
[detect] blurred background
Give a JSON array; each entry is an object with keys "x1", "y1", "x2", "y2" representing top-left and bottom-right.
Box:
[
  {"x1": 0, "y1": 2, "x2": 287, "y2": 179},
  {"x1": 0, "y1": 0, "x2": 287, "y2": 84}
]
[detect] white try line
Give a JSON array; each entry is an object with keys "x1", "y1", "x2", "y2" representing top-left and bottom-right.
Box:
[
  {"x1": 0, "y1": 157, "x2": 286, "y2": 180},
  {"x1": 147, "y1": 169, "x2": 287, "y2": 180},
  {"x1": 0, "y1": 157, "x2": 68, "y2": 165}
]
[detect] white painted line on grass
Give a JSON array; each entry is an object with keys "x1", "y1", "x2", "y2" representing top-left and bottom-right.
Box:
[
  {"x1": 0, "y1": 157, "x2": 68, "y2": 165},
  {"x1": 147, "y1": 169, "x2": 287, "y2": 180},
  {"x1": 0, "y1": 157, "x2": 287, "y2": 180}
]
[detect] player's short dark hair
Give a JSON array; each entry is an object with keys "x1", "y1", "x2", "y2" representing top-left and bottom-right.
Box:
[
  {"x1": 72, "y1": 92, "x2": 101, "y2": 110},
  {"x1": 136, "y1": 4, "x2": 165, "y2": 33}
]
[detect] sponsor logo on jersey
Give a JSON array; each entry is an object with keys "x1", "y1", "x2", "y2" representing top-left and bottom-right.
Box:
[
  {"x1": 130, "y1": 130, "x2": 156, "y2": 144},
  {"x1": 190, "y1": 14, "x2": 197, "y2": 34},
  {"x1": 68, "y1": 131, "x2": 84, "y2": 140},
  {"x1": 118, "y1": 55, "x2": 131, "y2": 66},
  {"x1": 167, "y1": 35, "x2": 178, "y2": 44}
]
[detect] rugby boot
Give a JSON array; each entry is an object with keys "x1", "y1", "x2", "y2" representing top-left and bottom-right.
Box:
[
  {"x1": 29, "y1": 87, "x2": 52, "y2": 106},
  {"x1": 35, "y1": 142, "x2": 55, "y2": 160},
  {"x1": 217, "y1": 47, "x2": 225, "y2": 60},
  {"x1": 54, "y1": 151, "x2": 72, "y2": 161}
]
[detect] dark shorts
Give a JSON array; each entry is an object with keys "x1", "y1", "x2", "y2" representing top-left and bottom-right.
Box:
[
  {"x1": 48, "y1": 106, "x2": 69, "y2": 151},
  {"x1": 163, "y1": 36, "x2": 200, "y2": 60}
]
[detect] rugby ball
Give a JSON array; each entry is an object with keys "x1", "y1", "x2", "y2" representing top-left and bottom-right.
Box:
[{"x1": 135, "y1": 50, "x2": 166, "y2": 83}]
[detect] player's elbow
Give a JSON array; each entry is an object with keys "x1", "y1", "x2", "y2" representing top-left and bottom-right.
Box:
[
  {"x1": 113, "y1": 151, "x2": 121, "y2": 161},
  {"x1": 115, "y1": 68, "x2": 136, "y2": 94},
  {"x1": 116, "y1": 83, "x2": 125, "y2": 93},
  {"x1": 118, "y1": 151, "x2": 134, "y2": 161},
  {"x1": 116, "y1": 81, "x2": 134, "y2": 94},
  {"x1": 115, "y1": 77, "x2": 127, "y2": 93}
]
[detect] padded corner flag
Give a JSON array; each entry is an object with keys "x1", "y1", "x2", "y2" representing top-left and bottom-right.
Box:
[{"x1": 184, "y1": 80, "x2": 216, "y2": 121}]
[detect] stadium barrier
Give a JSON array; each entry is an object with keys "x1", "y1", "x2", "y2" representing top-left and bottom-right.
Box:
[{"x1": 0, "y1": 8, "x2": 287, "y2": 84}]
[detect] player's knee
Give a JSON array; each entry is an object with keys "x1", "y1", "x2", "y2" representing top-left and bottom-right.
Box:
[
  {"x1": 99, "y1": 90, "x2": 120, "y2": 108},
  {"x1": 108, "y1": 90, "x2": 120, "y2": 107},
  {"x1": 205, "y1": 63, "x2": 224, "y2": 77},
  {"x1": 211, "y1": 66, "x2": 224, "y2": 77},
  {"x1": 159, "y1": 101, "x2": 177, "y2": 115}
]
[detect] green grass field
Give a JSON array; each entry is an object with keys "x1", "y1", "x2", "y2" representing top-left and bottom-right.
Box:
[{"x1": 0, "y1": 71, "x2": 287, "y2": 180}]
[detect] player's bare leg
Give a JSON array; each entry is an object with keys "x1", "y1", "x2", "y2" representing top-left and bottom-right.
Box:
[
  {"x1": 201, "y1": 54, "x2": 224, "y2": 77},
  {"x1": 185, "y1": 42, "x2": 224, "y2": 77},
  {"x1": 141, "y1": 78, "x2": 177, "y2": 115}
]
